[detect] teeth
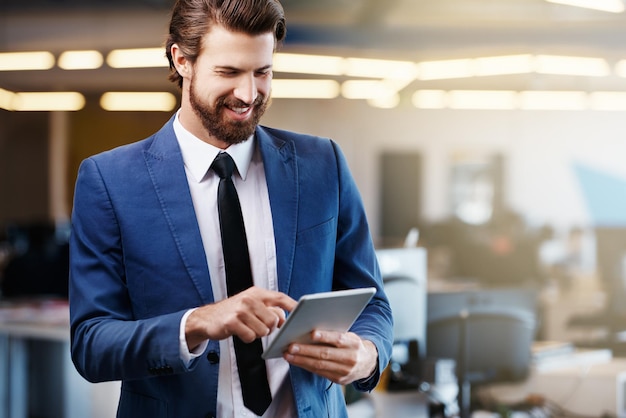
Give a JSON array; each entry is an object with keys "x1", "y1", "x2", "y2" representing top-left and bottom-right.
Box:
[{"x1": 231, "y1": 106, "x2": 249, "y2": 114}]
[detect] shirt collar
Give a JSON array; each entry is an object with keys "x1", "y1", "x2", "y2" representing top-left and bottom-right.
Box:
[{"x1": 173, "y1": 111, "x2": 255, "y2": 183}]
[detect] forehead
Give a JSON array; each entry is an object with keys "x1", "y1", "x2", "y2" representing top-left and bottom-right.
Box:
[{"x1": 199, "y1": 25, "x2": 275, "y2": 67}]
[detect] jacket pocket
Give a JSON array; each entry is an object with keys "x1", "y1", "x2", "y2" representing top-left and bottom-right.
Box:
[{"x1": 296, "y1": 217, "x2": 335, "y2": 246}]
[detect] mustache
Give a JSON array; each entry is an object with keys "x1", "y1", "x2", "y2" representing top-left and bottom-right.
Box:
[{"x1": 219, "y1": 94, "x2": 266, "y2": 109}]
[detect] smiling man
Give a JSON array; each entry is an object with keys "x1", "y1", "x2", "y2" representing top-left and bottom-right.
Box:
[{"x1": 69, "y1": 1, "x2": 393, "y2": 417}]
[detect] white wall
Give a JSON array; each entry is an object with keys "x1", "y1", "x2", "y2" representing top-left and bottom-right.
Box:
[{"x1": 263, "y1": 98, "x2": 626, "y2": 239}]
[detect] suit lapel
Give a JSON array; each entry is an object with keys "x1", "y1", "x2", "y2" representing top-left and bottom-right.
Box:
[
  {"x1": 143, "y1": 117, "x2": 215, "y2": 303},
  {"x1": 257, "y1": 127, "x2": 298, "y2": 295}
]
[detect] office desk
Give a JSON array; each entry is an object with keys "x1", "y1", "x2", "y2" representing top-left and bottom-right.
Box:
[{"x1": 0, "y1": 299, "x2": 119, "y2": 418}]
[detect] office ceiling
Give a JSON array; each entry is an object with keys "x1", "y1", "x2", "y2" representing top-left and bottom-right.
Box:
[{"x1": 2, "y1": 0, "x2": 626, "y2": 94}]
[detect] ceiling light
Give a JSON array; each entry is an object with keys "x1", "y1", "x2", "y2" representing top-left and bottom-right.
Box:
[
  {"x1": 58, "y1": 50, "x2": 103, "y2": 70},
  {"x1": 271, "y1": 80, "x2": 340, "y2": 99},
  {"x1": 473, "y1": 55, "x2": 534, "y2": 76},
  {"x1": 546, "y1": 0, "x2": 624, "y2": 13},
  {"x1": 11, "y1": 92, "x2": 85, "y2": 111},
  {"x1": 519, "y1": 91, "x2": 587, "y2": 110},
  {"x1": 448, "y1": 90, "x2": 518, "y2": 110},
  {"x1": 273, "y1": 53, "x2": 344, "y2": 76},
  {"x1": 0, "y1": 88, "x2": 18, "y2": 110},
  {"x1": 344, "y1": 58, "x2": 417, "y2": 80},
  {"x1": 341, "y1": 80, "x2": 398, "y2": 100},
  {"x1": 272, "y1": 54, "x2": 418, "y2": 81},
  {"x1": 0, "y1": 51, "x2": 55, "y2": 71},
  {"x1": 100, "y1": 92, "x2": 177, "y2": 111},
  {"x1": 534, "y1": 55, "x2": 610, "y2": 76},
  {"x1": 589, "y1": 92, "x2": 626, "y2": 110},
  {"x1": 412, "y1": 90, "x2": 447, "y2": 109},
  {"x1": 106, "y1": 48, "x2": 168, "y2": 68},
  {"x1": 417, "y1": 59, "x2": 474, "y2": 80}
]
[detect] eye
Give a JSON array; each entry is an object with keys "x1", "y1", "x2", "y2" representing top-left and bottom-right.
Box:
[{"x1": 256, "y1": 69, "x2": 272, "y2": 77}]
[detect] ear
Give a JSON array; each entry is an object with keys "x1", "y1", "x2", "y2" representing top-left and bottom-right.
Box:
[{"x1": 170, "y1": 43, "x2": 192, "y2": 78}]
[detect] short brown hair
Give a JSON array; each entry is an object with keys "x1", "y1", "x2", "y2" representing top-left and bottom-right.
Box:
[{"x1": 165, "y1": 0, "x2": 286, "y2": 88}]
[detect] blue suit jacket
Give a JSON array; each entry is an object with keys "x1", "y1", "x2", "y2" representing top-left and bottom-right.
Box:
[{"x1": 69, "y1": 116, "x2": 393, "y2": 418}]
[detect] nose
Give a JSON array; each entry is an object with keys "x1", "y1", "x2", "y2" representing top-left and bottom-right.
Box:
[{"x1": 233, "y1": 73, "x2": 257, "y2": 105}]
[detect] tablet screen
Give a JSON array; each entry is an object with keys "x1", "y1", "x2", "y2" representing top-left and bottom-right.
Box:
[{"x1": 262, "y1": 287, "x2": 376, "y2": 359}]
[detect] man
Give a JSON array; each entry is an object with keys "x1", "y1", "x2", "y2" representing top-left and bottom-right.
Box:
[{"x1": 69, "y1": 0, "x2": 393, "y2": 417}]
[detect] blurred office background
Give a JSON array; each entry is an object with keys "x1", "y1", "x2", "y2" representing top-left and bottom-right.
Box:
[{"x1": 2, "y1": 0, "x2": 626, "y2": 417}]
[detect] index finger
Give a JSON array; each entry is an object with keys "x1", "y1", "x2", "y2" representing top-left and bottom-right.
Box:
[{"x1": 259, "y1": 289, "x2": 298, "y2": 312}]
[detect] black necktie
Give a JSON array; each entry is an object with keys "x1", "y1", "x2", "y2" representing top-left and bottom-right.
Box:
[{"x1": 211, "y1": 152, "x2": 272, "y2": 416}]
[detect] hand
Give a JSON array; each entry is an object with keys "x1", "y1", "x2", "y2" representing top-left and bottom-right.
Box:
[
  {"x1": 283, "y1": 330, "x2": 378, "y2": 385},
  {"x1": 185, "y1": 287, "x2": 297, "y2": 350}
]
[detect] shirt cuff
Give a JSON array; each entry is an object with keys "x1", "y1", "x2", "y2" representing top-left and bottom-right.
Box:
[{"x1": 179, "y1": 308, "x2": 208, "y2": 366}]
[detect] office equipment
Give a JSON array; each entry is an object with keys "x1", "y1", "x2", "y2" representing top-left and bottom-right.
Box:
[
  {"x1": 426, "y1": 287, "x2": 537, "y2": 417},
  {"x1": 0, "y1": 299, "x2": 119, "y2": 418},
  {"x1": 488, "y1": 357, "x2": 626, "y2": 417},
  {"x1": 376, "y1": 247, "x2": 428, "y2": 388}
]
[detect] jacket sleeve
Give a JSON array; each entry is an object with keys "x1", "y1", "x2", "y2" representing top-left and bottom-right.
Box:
[
  {"x1": 69, "y1": 157, "x2": 192, "y2": 383},
  {"x1": 330, "y1": 141, "x2": 394, "y2": 392}
]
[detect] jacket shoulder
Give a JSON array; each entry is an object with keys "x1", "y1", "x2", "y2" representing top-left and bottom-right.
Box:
[{"x1": 258, "y1": 125, "x2": 336, "y2": 154}]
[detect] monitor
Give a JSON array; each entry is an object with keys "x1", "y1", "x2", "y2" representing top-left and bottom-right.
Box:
[{"x1": 426, "y1": 287, "x2": 537, "y2": 414}]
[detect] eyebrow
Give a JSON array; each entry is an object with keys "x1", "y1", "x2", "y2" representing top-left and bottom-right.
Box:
[{"x1": 214, "y1": 65, "x2": 272, "y2": 72}]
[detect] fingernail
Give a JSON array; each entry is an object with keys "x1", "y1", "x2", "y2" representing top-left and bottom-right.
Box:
[{"x1": 290, "y1": 344, "x2": 300, "y2": 354}]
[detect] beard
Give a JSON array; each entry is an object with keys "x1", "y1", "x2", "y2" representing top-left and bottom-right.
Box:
[{"x1": 189, "y1": 77, "x2": 269, "y2": 145}]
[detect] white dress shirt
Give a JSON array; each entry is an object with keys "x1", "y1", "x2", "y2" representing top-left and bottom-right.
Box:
[{"x1": 173, "y1": 113, "x2": 295, "y2": 417}]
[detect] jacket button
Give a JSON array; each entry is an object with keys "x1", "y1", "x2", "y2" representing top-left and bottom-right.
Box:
[{"x1": 207, "y1": 351, "x2": 219, "y2": 364}]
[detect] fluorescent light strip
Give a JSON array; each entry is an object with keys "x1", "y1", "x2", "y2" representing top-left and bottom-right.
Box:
[
  {"x1": 58, "y1": 50, "x2": 103, "y2": 70},
  {"x1": 271, "y1": 80, "x2": 340, "y2": 99},
  {"x1": 341, "y1": 80, "x2": 398, "y2": 100},
  {"x1": 100, "y1": 92, "x2": 177, "y2": 111},
  {"x1": 412, "y1": 90, "x2": 447, "y2": 109},
  {"x1": 520, "y1": 91, "x2": 587, "y2": 110},
  {"x1": 273, "y1": 53, "x2": 344, "y2": 76},
  {"x1": 412, "y1": 90, "x2": 594, "y2": 110},
  {"x1": 417, "y1": 54, "x2": 610, "y2": 80},
  {"x1": 533, "y1": 55, "x2": 610, "y2": 76},
  {"x1": 11, "y1": 92, "x2": 85, "y2": 111},
  {"x1": 0, "y1": 88, "x2": 18, "y2": 110},
  {"x1": 0, "y1": 51, "x2": 55, "y2": 71},
  {"x1": 417, "y1": 58, "x2": 474, "y2": 80},
  {"x1": 273, "y1": 53, "x2": 418, "y2": 81},
  {"x1": 546, "y1": 0, "x2": 624, "y2": 13},
  {"x1": 107, "y1": 48, "x2": 168, "y2": 68},
  {"x1": 589, "y1": 92, "x2": 626, "y2": 111},
  {"x1": 473, "y1": 55, "x2": 534, "y2": 76},
  {"x1": 344, "y1": 57, "x2": 417, "y2": 80}
]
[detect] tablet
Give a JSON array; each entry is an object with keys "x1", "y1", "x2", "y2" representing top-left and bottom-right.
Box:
[{"x1": 262, "y1": 287, "x2": 376, "y2": 359}]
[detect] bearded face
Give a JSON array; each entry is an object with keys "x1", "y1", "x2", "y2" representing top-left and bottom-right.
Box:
[{"x1": 189, "y1": 74, "x2": 269, "y2": 146}]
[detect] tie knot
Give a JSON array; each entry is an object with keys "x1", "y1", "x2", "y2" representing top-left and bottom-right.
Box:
[{"x1": 211, "y1": 152, "x2": 235, "y2": 179}]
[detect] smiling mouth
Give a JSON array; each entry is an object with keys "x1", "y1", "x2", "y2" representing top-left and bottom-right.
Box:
[{"x1": 230, "y1": 105, "x2": 251, "y2": 115}]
